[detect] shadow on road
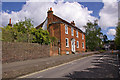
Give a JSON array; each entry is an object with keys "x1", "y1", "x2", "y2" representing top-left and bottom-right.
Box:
[{"x1": 64, "y1": 53, "x2": 119, "y2": 79}]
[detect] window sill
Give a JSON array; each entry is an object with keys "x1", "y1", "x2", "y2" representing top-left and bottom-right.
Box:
[
  {"x1": 66, "y1": 46, "x2": 69, "y2": 48},
  {"x1": 65, "y1": 33, "x2": 68, "y2": 34}
]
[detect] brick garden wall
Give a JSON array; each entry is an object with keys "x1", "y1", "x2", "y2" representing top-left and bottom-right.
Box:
[{"x1": 2, "y1": 42, "x2": 51, "y2": 63}]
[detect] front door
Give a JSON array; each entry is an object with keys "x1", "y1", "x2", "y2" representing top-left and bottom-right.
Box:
[{"x1": 71, "y1": 39, "x2": 75, "y2": 52}]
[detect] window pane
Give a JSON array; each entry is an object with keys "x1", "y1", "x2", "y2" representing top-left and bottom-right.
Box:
[
  {"x1": 82, "y1": 33, "x2": 84, "y2": 39},
  {"x1": 65, "y1": 25, "x2": 68, "y2": 34},
  {"x1": 66, "y1": 38, "x2": 69, "y2": 47},
  {"x1": 76, "y1": 31, "x2": 78, "y2": 37},
  {"x1": 77, "y1": 41, "x2": 79, "y2": 48},
  {"x1": 66, "y1": 39, "x2": 67, "y2": 46},
  {"x1": 71, "y1": 28, "x2": 74, "y2": 36},
  {"x1": 82, "y1": 42, "x2": 84, "y2": 48}
]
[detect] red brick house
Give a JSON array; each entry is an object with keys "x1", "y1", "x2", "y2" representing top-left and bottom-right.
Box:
[{"x1": 36, "y1": 8, "x2": 86, "y2": 55}]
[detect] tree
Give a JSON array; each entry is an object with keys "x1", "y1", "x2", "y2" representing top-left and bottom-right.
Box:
[
  {"x1": 2, "y1": 25, "x2": 14, "y2": 42},
  {"x1": 103, "y1": 35, "x2": 108, "y2": 43},
  {"x1": 84, "y1": 20, "x2": 103, "y2": 51},
  {"x1": 2, "y1": 18, "x2": 51, "y2": 45},
  {"x1": 2, "y1": 18, "x2": 34, "y2": 42},
  {"x1": 115, "y1": 22, "x2": 120, "y2": 49},
  {"x1": 13, "y1": 17, "x2": 34, "y2": 42},
  {"x1": 31, "y1": 27, "x2": 50, "y2": 45}
]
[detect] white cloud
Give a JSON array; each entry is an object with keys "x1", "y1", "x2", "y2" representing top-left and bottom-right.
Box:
[
  {"x1": 107, "y1": 29, "x2": 116, "y2": 36},
  {"x1": 27, "y1": 0, "x2": 55, "y2": 2},
  {"x1": 99, "y1": 0, "x2": 118, "y2": 29},
  {"x1": 1, "y1": 0, "x2": 97, "y2": 32}
]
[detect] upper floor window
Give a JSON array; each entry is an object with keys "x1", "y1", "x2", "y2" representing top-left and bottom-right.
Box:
[
  {"x1": 76, "y1": 30, "x2": 78, "y2": 38},
  {"x1": 77, "y1": 41, "x2": 79, "y2": 48},
  {"x1": 82, "y1": 33, "x2": 84, "y2": 39},
  {"x1": 71, "y1": 28, "x2": 74, "y2": 36},
  {"x1": 82, "y1": 42, "x2": 84, "y2": 49},
  {"x1": 65, "y1": 25, "x2": 68, "y2": 34},
  {"x1": 66, "y1": 38, "x2": 69, "y2": 47}
]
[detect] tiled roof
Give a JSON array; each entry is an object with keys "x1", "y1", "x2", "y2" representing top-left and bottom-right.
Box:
[
  {"x1": 36, "y1": 14, "x2": 85, "y2": 34},
  {"x1": 53, "y1": 14, "x2": 85, "y2": 34},
  {"x1": 36, "y1": 18, "x2": 47, "y2": 29}
]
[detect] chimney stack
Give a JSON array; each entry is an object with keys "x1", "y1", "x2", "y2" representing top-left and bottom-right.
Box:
[
  {"x1": 71, "y1": 21, "x2": 75, "y2": 25},
  {"x1": 50, "y1": 7, "x2": 52, "y2": 11},
  {"x1": 47, "y1": 7, "x2": 53, "y2": 25},
  {"x1": 48, "y1": 7, "x2": 53, "y2": 12},
  {"x1": 9, "y1": 18, "x2": 11, "y2": 24},
  {"x1": 8, "y1": 18, "x2": 12, "y2": 27}
]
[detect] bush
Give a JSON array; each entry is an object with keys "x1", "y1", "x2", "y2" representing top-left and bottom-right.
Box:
[{"x1": 99, "y1": 50, "x2": 105, "y2": 53}]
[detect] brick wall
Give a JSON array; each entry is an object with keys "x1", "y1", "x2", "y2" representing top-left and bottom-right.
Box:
[
  {"x1": 2, "y1": 42, "x2": 58, "y2": 63},
  {"x1": 60, "y1": 23, "x2": 86, "y2": 55},
  {"x1": 47, "y1": 8, "x2": 86, "y2": 55}
]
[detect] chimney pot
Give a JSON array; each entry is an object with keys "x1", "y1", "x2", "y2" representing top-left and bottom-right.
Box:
[
  {"x1": 71, "y1": 21, "x2": 75, "y2": 25},
  {"x1": 50, "y1": 7, "x2": 52, "y2": 11},
  {"x1": 9, "y1": 18, "x2": 11, "y2": 24},
  {"x1": 8, "y1": 18, "x2": 12, "y2": 27}
]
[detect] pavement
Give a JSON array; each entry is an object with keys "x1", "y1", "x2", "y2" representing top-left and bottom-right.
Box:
[
  {"x1": 2, "y1": 51, "x2": 99, "y2": 78},
  {"x1": 18, "y1": 52, "x2": 119, "y2": 79}
]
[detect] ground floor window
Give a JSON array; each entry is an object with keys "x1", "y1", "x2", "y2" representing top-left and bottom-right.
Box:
[
  {"x1": 82, "y1": 42, "x2": 84, "y2": 49},
  {"x1": 77, "y1": 41, "x2": 79, "y2": 48},
  {"x1": 66, "y1": 51, "x2": 69, "y2": 55},
  {"x1": 66, "y1": 38, "x2": 69, "y2": 47}
]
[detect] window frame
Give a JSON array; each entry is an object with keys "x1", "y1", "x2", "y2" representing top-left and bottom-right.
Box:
[
  {"x1": 82, "y1": 42, "x2": 84, "y2": 49},
  {"x1": 82, "y1": 33, "x2": 84, "y2": 40},
  {"x1": 76, "y1": 30, "x2": 78, "y2": 38},
  {"x1": 77, "y1": 41, "x2": 79, "y2": 48},
  {"x1": 66, "y1": 51, "x2": 69, "y2": 55},
  {"x1": 71, "y1": 28, "x2": 74, "y2": 36},
  {"x1": 65, "y1": 25, "x2": 68, "y2": 34},
  {"x1": 66, "y1": 38, "x2": 69, "y2": 47}
]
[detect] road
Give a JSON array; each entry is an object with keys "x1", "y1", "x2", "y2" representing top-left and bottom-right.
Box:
[{"x1": 18, "y1": 52, "x2": 119, "y2": 79}]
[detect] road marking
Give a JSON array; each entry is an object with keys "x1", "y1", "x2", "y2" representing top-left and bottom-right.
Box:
[
  {"x1": 18, "y1": 55, "x2": 94, "y2": 78},
  {"x1": 98, "y1": 54, "x2": 106, "y2": 61},
  {"x1": 37, "y1": 76, "x2": 43, "y2": 78},
  {"x1": 100, "y1": 57, "x2": 103, "y2": 59}
]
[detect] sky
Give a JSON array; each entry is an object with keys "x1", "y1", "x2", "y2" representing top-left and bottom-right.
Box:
[{"x1": 0, "y1": 0, "x2": 118, "y2": 40}]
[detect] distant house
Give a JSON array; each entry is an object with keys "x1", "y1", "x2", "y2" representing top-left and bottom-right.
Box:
[
  {"x1": 36, "y1": 7, "x2": 86, "y2": 55},
  {"x1": 104, "y1": 41, "x2": 115, "y2": 50}
]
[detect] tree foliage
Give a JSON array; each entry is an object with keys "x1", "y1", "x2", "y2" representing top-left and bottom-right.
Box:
[
  {"x1": 2, "y1": 18, "x2": 51, "y2": 45},
  {"x1": 2, "y1": 18, "x2": 34, "y2": 42},
  {"x1": 84, "y1": 20, "x2": 103, "y2": 51},
  {"x1": 31, "y1": 27, "x2": 50, "y2": 44},
  {"x1": 103, "y1": 35, "x2": 108, "y2": 43},
  {"x1": 50, "y1": 36, "x2": 58, "y2": 46},
  {"x1": 2, "y1": 26, "x2": 14, "y2": 42},
  {"x1": 115, "y1": 22, "x2": 120, "y2": 49}
]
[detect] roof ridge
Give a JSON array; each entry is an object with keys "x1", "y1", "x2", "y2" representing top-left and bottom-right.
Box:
[{"x1": 53, "y1": 14, "x2": 85, "y2": 34}]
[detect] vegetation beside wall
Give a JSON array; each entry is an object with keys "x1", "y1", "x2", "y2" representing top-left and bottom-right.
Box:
[
  {"x1": 115, "y1": 22, "x2": 120, "y2": 50},
  {"x1": 84, "y1": 20, "x2": 104, "y2": 51},
  {"x1": 1, "y1": 18, "x2": 52, "y2": 45}
]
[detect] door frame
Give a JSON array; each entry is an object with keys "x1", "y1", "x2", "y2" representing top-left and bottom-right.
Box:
[{"x1": 71, "y1": 38, "x2": 75, "y2": 52}]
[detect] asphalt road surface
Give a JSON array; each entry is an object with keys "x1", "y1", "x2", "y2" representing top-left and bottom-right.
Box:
[{"x1": 19, "y1": 52, "x2": 119, "y2": 79}]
